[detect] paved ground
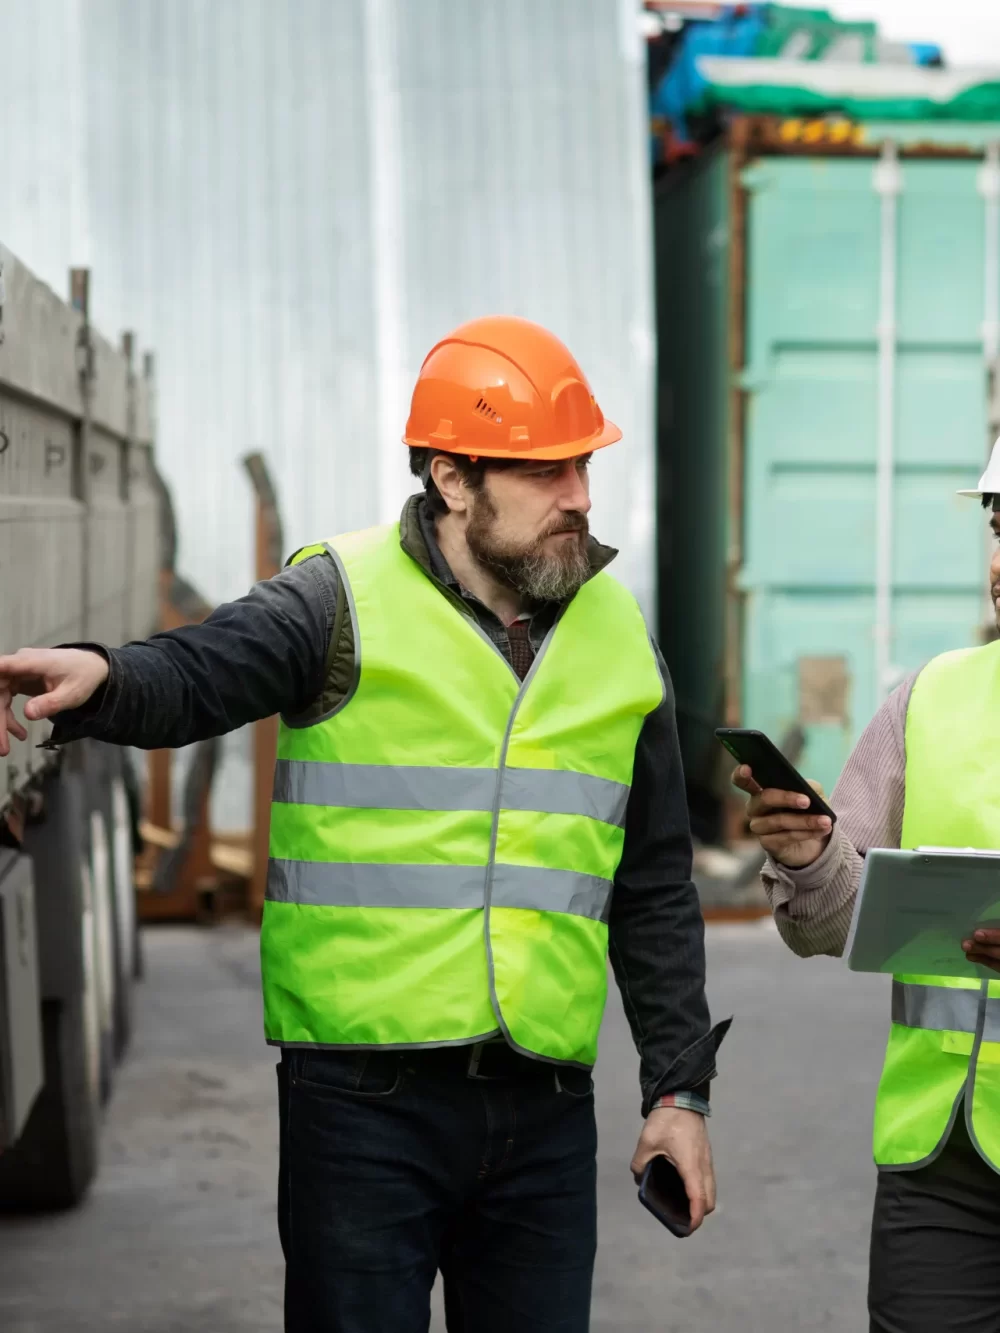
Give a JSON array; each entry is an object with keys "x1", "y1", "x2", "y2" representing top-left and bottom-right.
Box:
[{"x1": 0, "y1": 921, "x2": 889, "y2": 1332}]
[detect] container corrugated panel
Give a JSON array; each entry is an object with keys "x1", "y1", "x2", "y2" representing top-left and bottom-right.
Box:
[
  {"x1": 741, "y1": 154, "x2": 987, "y2": 791},
  {"x1": 658, "y1": 136, "x2": 993, "y2": 810},
  {"x1": 0, "y1": 0, "x2": 655, "y2": 616}
]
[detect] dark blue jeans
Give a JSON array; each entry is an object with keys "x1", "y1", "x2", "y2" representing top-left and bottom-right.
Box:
[{"x1": 277, "y1": 1042, "x2": 598, "y2": 1333}]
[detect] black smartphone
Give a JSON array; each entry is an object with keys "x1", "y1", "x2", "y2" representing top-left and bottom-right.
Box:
[
  {"x1": 715, "y1": 727, "x2": 837, "y2": 824},
  {"x1": 638, "y1": 1156, "x2": 693, "y2": 1238}
]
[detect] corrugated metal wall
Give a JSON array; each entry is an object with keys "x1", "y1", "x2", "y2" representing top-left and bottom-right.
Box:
[{"x1": 0, "y1": 0, "x2": 654, "y2": 614}]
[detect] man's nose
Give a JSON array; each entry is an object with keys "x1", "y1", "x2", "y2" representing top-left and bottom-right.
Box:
[{"x1": 560, "y1": 468, "x2": 592, "y2": 514}]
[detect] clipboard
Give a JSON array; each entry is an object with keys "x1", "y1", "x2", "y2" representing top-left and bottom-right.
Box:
[{"x1": 845, "y1": 847, "x2": 1000, "y2": 980}]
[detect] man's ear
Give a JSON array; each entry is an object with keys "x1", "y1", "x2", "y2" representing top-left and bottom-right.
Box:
[{"x1": 430, "y1": 455, "x2": 470, "y2": 515}]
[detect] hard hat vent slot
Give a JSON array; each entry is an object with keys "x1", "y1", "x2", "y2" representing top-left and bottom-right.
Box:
[{"x1": 474, "y1": 396, "x2": 502, "y2": 423}]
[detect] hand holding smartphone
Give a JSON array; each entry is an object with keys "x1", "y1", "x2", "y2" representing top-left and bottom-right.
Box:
[
  {"x1": 637, "y1": 1156, "x2": 694, "y2": 1238},
  {"x1": 715, "y1": 728, "x2": 836, "y2": 823},
  {"x1": 719, "y1": 727, "x2": 835, "y2": 870}
]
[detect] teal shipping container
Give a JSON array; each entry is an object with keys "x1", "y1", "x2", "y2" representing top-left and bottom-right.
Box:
[{"x1": 655, "y1": 118, "x2": 1000, "y2": 838}]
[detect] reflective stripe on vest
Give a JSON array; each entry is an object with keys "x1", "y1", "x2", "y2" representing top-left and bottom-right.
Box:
[
  {"x1": 890, "y1": 980, "x2": 1000, "y2": 1039},
  {"x1": 259, "y1": 523, "x2": 664, "y2": 1064},
  {"x1": 872, "y1": 640, "x2": 1000, "y2": 1172},
  {"x1": 267, "y1": 859, "x2": 614, "y2": 922},
  {"x1": 272, "y1": 759, "x2": 630, "y2": 827}
]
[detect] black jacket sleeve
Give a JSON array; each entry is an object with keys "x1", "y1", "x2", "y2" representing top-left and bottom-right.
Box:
[
  {"x1": 608, "y1": 646, "x2": 729, "y2": 1116},
  {"x1": 50, "y1": 555, "x2": 337, "y2": 751}
]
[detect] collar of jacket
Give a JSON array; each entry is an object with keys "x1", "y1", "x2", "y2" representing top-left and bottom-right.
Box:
[{"x1": 397, "y1": 493, "x2": 619, "y2": 591}]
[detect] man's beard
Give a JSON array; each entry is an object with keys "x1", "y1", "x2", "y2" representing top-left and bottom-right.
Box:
[{"x1": 466, "y1": 488, "x2": 592, "y2": 602}]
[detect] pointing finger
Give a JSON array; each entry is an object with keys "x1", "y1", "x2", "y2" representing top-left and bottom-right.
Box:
[{"x1": 0, "y1": 651, "x2": 51, "y2": 678}]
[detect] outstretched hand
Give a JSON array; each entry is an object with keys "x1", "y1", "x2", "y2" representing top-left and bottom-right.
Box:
[{"x1": 0, "y1": 648, "x2": 110, "y2": 756}]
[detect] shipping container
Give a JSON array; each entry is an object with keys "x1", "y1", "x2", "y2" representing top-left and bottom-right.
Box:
[{"x1": 656, "y1": 117, "x2": 1000, "y2": 837}]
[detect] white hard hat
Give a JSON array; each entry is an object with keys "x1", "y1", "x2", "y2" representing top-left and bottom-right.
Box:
[{"x1": 958, "y1": 437, "x2": 1000, "y2": 498}]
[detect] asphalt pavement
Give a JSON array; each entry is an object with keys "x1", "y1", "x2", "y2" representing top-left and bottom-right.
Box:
[{"x1": 0, "y1": 920, "x2": 889, "y2": 1332}]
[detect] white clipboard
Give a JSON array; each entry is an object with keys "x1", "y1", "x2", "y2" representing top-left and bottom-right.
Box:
[{"x1": 845, "y1": 847, "x2": 1000, "y2": 980}]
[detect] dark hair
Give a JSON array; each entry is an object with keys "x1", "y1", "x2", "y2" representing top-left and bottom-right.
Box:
[
  {"x1": 983, "y1": 493, "x2": 996, "y2": 511},
  {"x1": 408, "y1": 447, "x2": 517, "y2": 517}
]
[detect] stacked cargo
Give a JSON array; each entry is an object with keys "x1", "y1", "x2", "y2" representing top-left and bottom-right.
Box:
[{"x1": 646, "y1": 4, "x2": 1000, "y2": 841}]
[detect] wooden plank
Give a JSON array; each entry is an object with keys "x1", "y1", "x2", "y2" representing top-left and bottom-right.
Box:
[
  {"x1": 139, "y1": 821, "x2": 180, "y2": 851},
  {"x1": 210, "y1": 843, "x2": 254, "y2": 879},
  {"x1": 146, "y1": 751, "x2": 172, "y2": 833}
]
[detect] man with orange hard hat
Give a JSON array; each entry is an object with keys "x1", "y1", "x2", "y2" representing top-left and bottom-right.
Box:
[{"x1": 0, "y1": 317, "x2": 726, "y2": 1332}]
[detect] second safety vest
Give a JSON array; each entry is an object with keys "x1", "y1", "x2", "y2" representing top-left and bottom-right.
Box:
[
  {"x1": 873, "y1": 639, "x2": 1000, "y2": 1172},
  {"x1": 259, "y1": 523, "x2": 664, "y2": 1066}
]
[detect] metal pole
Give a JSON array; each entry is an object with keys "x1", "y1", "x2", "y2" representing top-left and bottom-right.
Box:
[
  {"x1": 980, "y1": 142, "x2": 1000, "y2": 371},
  {"x1": 364, "y1": 0, "x2": 409, "y2": 523},
  {"x1": 873, "y1": 143, "x2": 902, "y2": 704},
  {"x1": 979, "y1": 142, "x2": 1000, "y2": 637}
]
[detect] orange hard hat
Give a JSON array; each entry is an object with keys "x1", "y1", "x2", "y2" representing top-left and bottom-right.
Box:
[{"x1": 402, "y1": 315, "x2": 621, "y2": 461}]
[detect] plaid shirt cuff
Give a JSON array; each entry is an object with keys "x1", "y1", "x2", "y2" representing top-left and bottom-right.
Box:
[{"x1": 651, "y1": 1091, "x2": 711, "y2": 1117}]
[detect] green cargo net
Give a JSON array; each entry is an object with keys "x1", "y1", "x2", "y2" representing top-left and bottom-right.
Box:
[{"x1": 693, "y1": 57, "x2": 1000, "y2": 122}]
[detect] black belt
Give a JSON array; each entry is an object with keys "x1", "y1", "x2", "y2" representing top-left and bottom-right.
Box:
[{"x1": 404, "y1": 1038, "x2": 550, "y2": 1082}]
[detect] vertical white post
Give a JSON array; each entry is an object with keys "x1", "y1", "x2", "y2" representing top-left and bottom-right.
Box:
[
  {"x1": 978, "y1": 142, "x2": 1000, "y2": 628},
  {"x1": 364, "y1": 0, "x2": 410, "y2": 524},
  {"x1": 873, "y1": 142, "x2": 902, "y2": 703},
  {"x1": 981, "y1": 143, "x2": 1000, "y2": 367}
]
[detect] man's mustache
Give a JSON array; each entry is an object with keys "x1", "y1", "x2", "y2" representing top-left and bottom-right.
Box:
[{"x1": 541, "y1": 514, "x2": 589, "y2": 538}]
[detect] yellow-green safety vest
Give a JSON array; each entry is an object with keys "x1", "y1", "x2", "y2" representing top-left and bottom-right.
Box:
[
  {"x1": 874, "y1": 640, "x2": 1000, "y2": 1171},
  {"x1": 259, "y1": 523, "x2": 664, "y2": 1066}
]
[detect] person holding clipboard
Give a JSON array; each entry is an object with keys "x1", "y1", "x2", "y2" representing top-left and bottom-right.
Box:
[{"x1": 732, "y1": 439, "x2": 1000, "y2": 1333}]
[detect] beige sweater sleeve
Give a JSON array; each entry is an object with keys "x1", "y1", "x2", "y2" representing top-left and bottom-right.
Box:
[{"x1": 760, "y1": 671, "x2": 919, "y2": 958}]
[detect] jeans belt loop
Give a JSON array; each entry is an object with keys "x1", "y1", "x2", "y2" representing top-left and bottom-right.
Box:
[{"x1": 466, "y1": 1041, "x2": 486, "y2": 1079}]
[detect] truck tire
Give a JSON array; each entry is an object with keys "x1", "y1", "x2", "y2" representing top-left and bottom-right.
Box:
[
  {"x1": 86, "y1": 805, "x2": 117, "y2": 1105},
  {"x1": 0, "y1": 772, "x2": 102, "y2": 1212},
  {"x1": 77, "y1": 741, "x2": 131, "y2": 1097},
  {"x1": 110, "y1": 765, "x2": 137, "y2": 1056}
]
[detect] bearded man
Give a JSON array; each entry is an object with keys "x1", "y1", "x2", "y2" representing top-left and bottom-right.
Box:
[{"x1": 0, "y1": 317, "x2": 725, "y2": 1333}]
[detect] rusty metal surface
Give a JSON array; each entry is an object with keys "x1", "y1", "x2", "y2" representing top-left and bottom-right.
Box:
[
  {"x1": 798, "y1": 656, "x2": 851, "y2": 728},
  {"x1": 743, "y1": 114, "x2": 1000, "y2": 161},
  {"x1": 242, "y1": 453, "x2": 284, "y2": 576}
]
